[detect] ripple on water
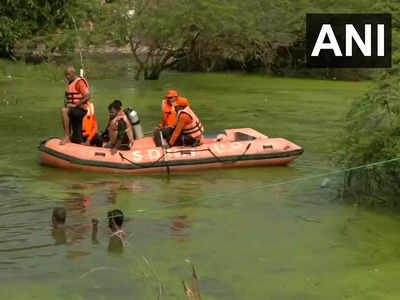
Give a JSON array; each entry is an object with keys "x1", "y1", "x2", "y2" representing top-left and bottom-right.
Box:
[{"x1": 0, "y1": 173, "x2": 59, "y2": 278}]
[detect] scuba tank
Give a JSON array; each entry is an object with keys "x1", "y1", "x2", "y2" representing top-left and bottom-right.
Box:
[{"x1": 124, "y1": 108, "x2": 144, "y2": 139}]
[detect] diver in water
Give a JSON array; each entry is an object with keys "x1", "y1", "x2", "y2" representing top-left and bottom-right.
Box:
[
  {"x1": 92, "y1": 209, "x2": 127, "y2": 253},
  {"x1": 51, "y1": 207, "x2": 67, "y2": 245}
]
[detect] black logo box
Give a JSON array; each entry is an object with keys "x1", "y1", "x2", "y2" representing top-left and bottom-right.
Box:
[{"x1": 306, "y1": 14, "x2": 392, "y2": 68}]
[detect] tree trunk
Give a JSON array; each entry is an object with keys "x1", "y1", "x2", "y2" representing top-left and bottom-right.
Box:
[
  {"x1": 144, "y1": 66, "x2": 161, "y2": 80},
  {"x1": 134, "y1": 66, "x2": 143, "y2": 81}
]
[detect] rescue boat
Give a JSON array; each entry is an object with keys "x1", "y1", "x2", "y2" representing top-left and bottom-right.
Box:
[{"x1": 39, "y1": 128, "x2": 303, "y2": 174}]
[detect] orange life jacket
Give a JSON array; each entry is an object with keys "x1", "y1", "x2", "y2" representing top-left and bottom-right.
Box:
[
  {"x1": 161, "y1": 97, "x2": 189, "y2": 127},
  {"x1": 65, "y1": 77, "x2": 89, "y2": 107},
  {"x1": 175, "y1": 106, "x2": 204, "y2": 140},
  {"x1": 161, "y1": 99, "x2": 176, "y2": 127},
  {"x1": 82, "y1": 101, "x2": 98, "y2": 141},
  {"x1": 108, "y1": 110, "x2": 134, "y2": 146}
]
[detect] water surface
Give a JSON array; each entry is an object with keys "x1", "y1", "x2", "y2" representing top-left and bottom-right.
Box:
[{"x1": 1, "y1": 68, "x2": 399, "y2": 299}]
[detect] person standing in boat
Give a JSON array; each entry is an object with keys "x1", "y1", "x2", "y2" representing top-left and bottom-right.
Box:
[
  {"x1": 104, "y1": 100, "x2": 134, "y2": 155},
  {"x1": 154, "y1": 90, "x2": 190, "y2": 146},
  {"x1": 60, "y1": 67, "x2": 93, "y2": 145},
  {"x1": 166, "y1": 97, "x2": 204, "y2": 147}
]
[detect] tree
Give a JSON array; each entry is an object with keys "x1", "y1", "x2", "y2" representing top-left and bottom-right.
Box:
[
  {"x1": 335, "y1": 62, "x2": 400, "y2": 206},
  {"x1": 98, "y1": 0, "x2": 240, "y2": 80},
  {"x1": 0, "y1": 0, "x2": 100, "y2": 58}
]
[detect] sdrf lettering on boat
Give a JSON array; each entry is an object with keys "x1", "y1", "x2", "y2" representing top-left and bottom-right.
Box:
[
  {"x1": 129, "y1": 143, "x2": 245, "y2": 162},
  {"x1": 182, "y1": 150, "x2": 196, "y2": 157},
  {"x1": 132, "y1": 151, "x2": 143, "y2": 162},
  {"x1": 170, "y1": 150, "x2": 196, "y2": 159},
  {"x1": 148, "y1": 149, "x2": 162, "y2": 160}
]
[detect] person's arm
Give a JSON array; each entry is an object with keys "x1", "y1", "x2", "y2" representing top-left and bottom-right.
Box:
[
  {"x1": 74, "y1": 93, "x2": 90, "y2": 107},
  {"x1": 111, "y1": 119, "x2": 126, "y2": 155},
  {"x1": 168, "y1": 114, "x2": 192, "y2": 146}
]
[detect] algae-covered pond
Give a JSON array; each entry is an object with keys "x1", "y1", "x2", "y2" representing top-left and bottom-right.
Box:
[{"x1": 1, "y1": 64, "x2": 400, "y2": 299}]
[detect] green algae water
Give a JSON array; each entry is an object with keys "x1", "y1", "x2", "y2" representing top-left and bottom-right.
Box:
[{"x1": 1, "y1": 61, "x2": 400, "y2": 299}]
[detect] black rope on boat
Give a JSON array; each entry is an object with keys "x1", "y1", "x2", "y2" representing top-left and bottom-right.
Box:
[
  {"x1": 204, "y1": 148, "x2": 225, "y2": 163},
  {"x1": 119, "y1": 142, "x2": 252, "y2": 169},
  {"x1": 119, "y1": 152, "x2": 167, "y2": 169},
  {"x1": 166, "y1": 148, "x2": 225, "y2": 163},
  {"x1": 205, "y1": 142, "x2": 252, "y2": 163},
  {"x1": 166, "y1": 142, "x2": 253, "y2": 164},
  {"x1": 231, "y1": 142, "x2": 252, "y2": 163},
  {"x1": 160, "y1": 131, "x2": 170, "y2": 176}
]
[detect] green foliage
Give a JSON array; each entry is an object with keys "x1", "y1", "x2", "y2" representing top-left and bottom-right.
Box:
[
  {"x1": 336, "y1": 64, "x2": 400, "y2": 206},
  {"x1": 95, "y1": 0, "x2": 398, "y2": 79},
  {"x1": 95, "y1": 0, "x2": 234, "y2": 79},
  {"x1": 0, "y1": 0, "x2": 100, "y2": 57},
  {"x1": 95, "y1": 0, "x2": 312, "y2": 79},
  {"x1": 2, "y1": 0, "x2": 400, "y2": 79},
  {"x1": 0, "y1": 0, "x2": 65, "y2": 56}
]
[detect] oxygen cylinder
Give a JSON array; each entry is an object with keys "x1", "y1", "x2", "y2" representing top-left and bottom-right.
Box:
[{"x1": 127, "y1": 109, "x2": 144, "y2": 139}]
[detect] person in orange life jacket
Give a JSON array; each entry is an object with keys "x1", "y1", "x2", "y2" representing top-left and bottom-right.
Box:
[
  {"x1": 165, "y1": 97, "x2": 204, "y2": 148},
  {"x1": 153, "y1": 90, "x2": 190, "y2": 146},
  {"x1": 103, "y1": 100, "x2": 134, "y2": 155},
  {"x1": 60, "y1": 67, "x2": 91, "y2": 145},
  {"x1": 159, "y1": 90, "x2": 177, "y2": 127},
  {"x1": 81, "y1": 102, "x2": 101, "y2": 147}
]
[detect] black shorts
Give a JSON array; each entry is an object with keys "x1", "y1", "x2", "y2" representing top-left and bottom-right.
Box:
[
  {"x1": 153, "y1": 127, "x2": 198, "y2": 147},
  {"x1": 68, "y1": 107, "x2": 87, "y2": 144}
]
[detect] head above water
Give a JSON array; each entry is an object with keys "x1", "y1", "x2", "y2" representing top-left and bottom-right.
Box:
[
  {"x1": 64, "y1": 66, "x2": 77, "y2": 82},
  {"x1": 107, "y1": 209, "x2": 124, "y2": 230},
  {"x1": 108, "y1": 100, "x2": 123, "y2": 119},
  {"x1": 166, "y1": 90, "x2": 178, "y2": 105},
  {"x1": 52, "y1": 207, "x2": 66, "y2": 226}
]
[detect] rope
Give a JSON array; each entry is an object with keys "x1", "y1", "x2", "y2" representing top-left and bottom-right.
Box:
[
  {"x1": 119, "y1": 152, "x2": 166, "y2": 168},
  {"x1": 118, "y1": 156, "x2": 400, "y2": 217},
  {"x1": 61, "y1": 156, "x2": 400, "y2": 224},
  {"x1": 71, "y1": 15, "x2": 85, "y2": 76},
  {"x1": 159, "y1": 131, "x2": 170, "y2": 175}
]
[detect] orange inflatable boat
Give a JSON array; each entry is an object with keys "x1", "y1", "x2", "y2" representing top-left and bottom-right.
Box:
[{"x1": 39, "y1": 128, "x2": 303, "y2": 174}]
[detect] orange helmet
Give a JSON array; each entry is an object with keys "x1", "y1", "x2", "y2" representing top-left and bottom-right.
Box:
[
  {"x1": 174, "y1": 97, "x2": 189, "y2": 107},
  {"x1": 167, "y1": 90, "x2": 178, "y2": 98}
]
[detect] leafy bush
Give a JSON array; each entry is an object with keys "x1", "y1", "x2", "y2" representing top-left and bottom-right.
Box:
[{"x1": 335, "y1": 64, "x2": 400, "y2": 206}]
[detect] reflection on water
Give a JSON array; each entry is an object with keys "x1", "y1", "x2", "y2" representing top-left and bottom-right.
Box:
[
  {"x1": 2, "y1": 73, "x2": 400, "y2": 299},
  {"x1": 170, "y1": 215, "x2": 193, "y2": 241},
  {"x1": 3, "y1": 159, "x2": 400, "y2": 299},
  {"x1": 3, "y1": 165, "x2": 400, "y2": 299},
  {"x1": 51, "y1": 227, "x2": 67, "y2": 245}
]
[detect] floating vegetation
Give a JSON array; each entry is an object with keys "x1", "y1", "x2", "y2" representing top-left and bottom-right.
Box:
[
  {"x1": 183, "y1": 265, "x2": 202, "y2": 300},
  {"x1": 0, "y1": 89, "x2": 18, "y2": 106}
]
